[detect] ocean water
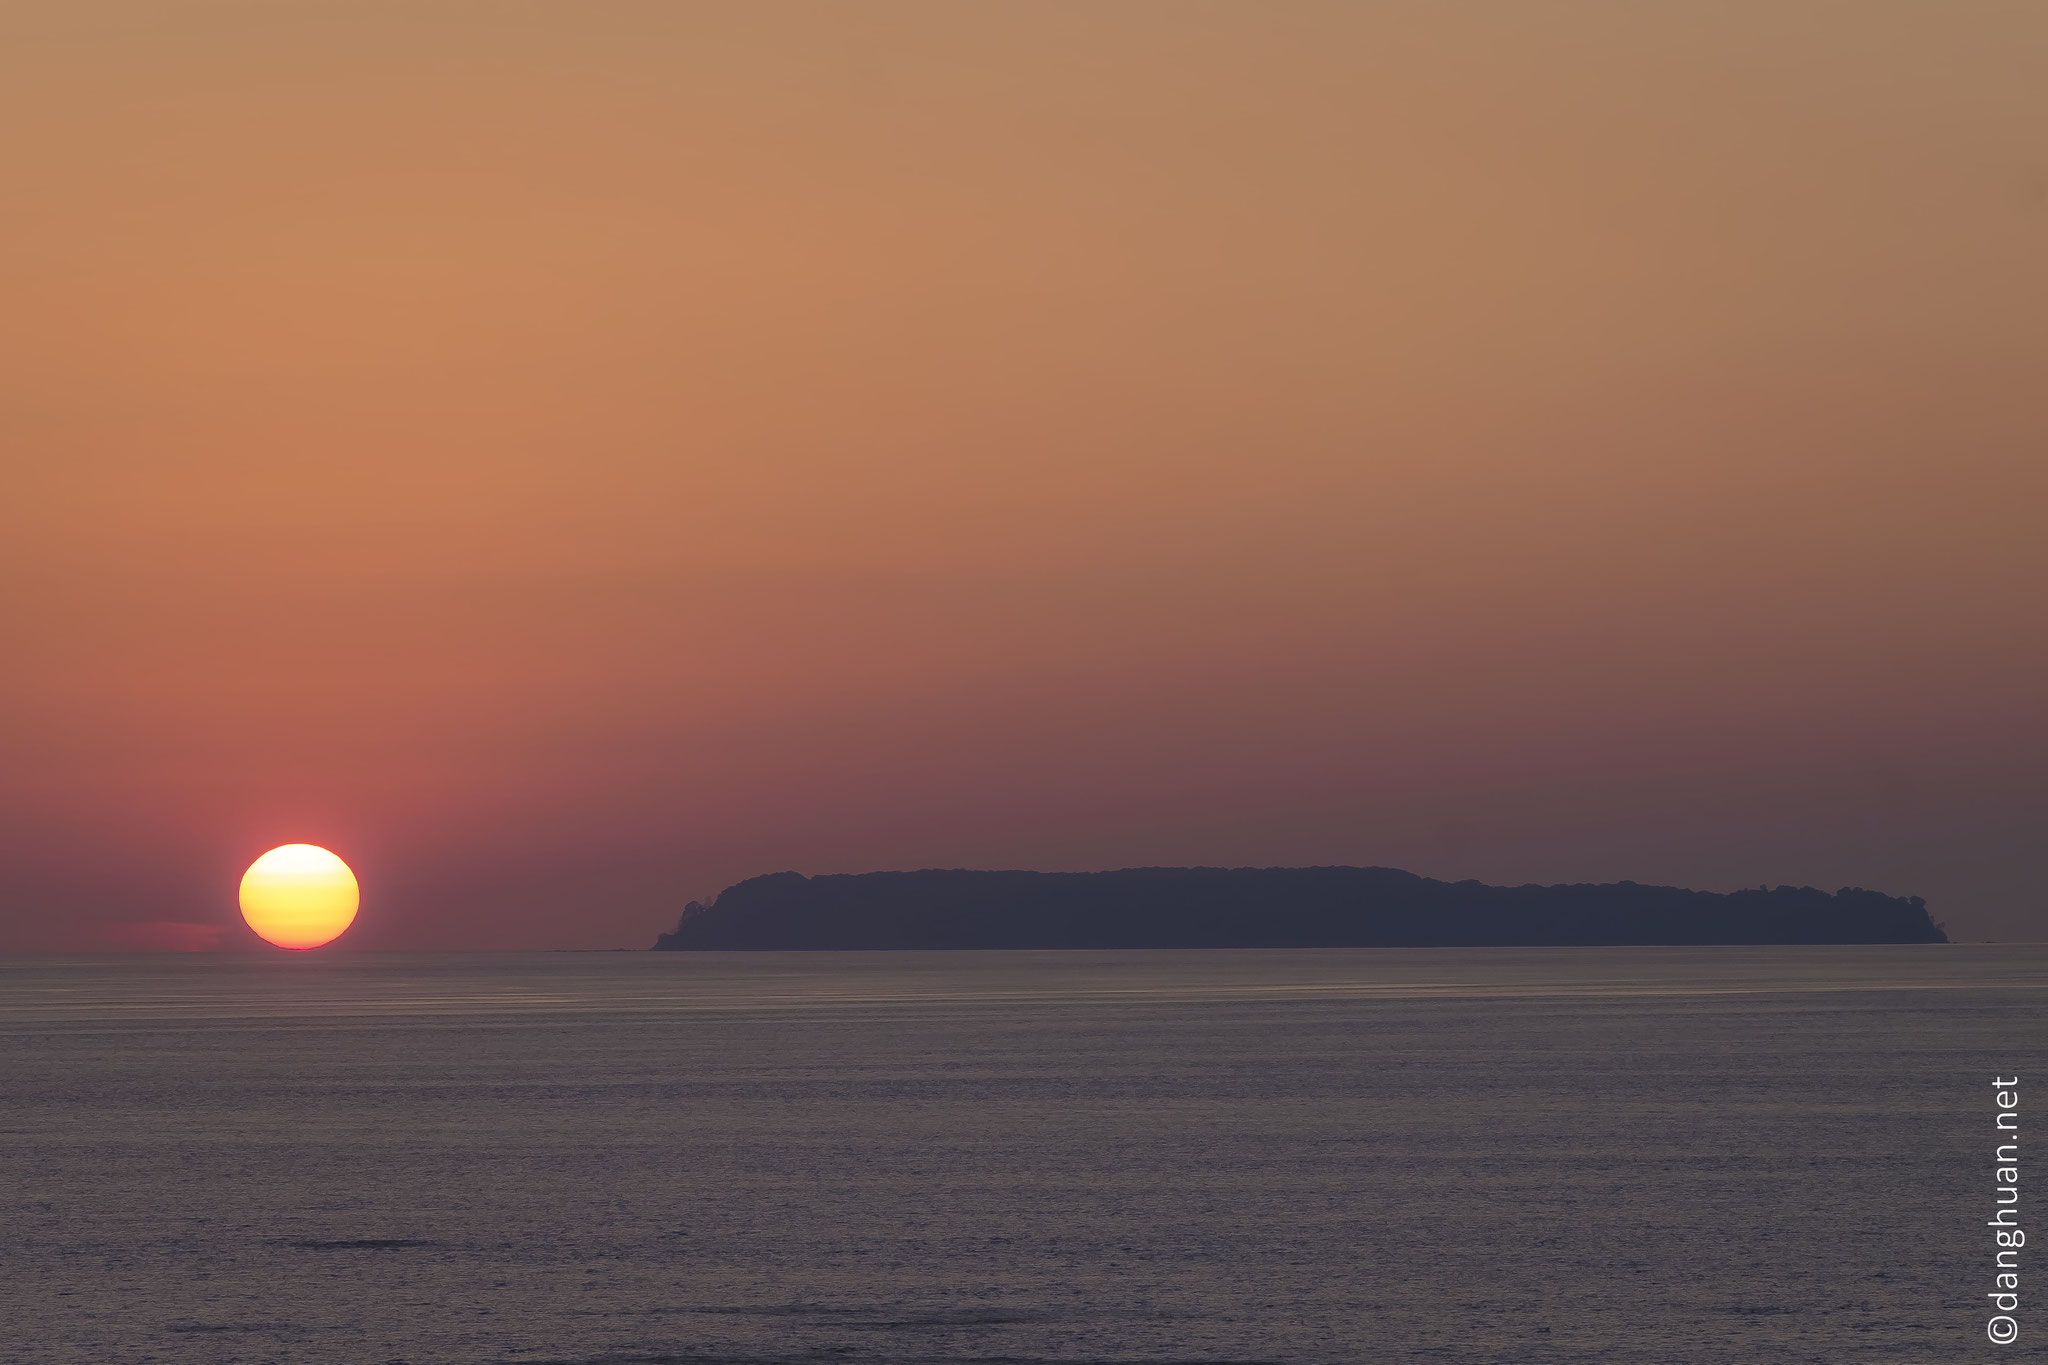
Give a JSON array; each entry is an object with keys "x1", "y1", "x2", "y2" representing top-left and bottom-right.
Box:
[{"x1": 1, "y1": 946, "x2": 2040, "y2": 1364}]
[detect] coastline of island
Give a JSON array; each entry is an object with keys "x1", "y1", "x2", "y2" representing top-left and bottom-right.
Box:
[{"x1": 652, "y1": 866, "x2": 1947, "y2": 950}]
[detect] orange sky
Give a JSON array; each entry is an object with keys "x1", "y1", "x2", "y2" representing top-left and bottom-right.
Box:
[{"x1": 3, "y1": 2, "x2": 2043, "y2": 948}]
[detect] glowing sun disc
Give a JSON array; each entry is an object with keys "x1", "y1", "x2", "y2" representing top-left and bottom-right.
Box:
[{"x1": 239, "y1": 844, "x2": 359, "y2": 950}]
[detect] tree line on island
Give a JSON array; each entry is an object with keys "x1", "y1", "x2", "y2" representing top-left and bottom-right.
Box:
[{"x1": 652, "y1": 866, "x2": 1946, "y2": 950}]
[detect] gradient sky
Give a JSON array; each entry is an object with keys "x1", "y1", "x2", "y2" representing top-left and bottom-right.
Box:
[{"x1": 3, "y1": 2, "x2": 2043, "y2": 949}]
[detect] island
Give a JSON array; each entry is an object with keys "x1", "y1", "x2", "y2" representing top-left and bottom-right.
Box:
[{"x1": 651, "y1": 866, "x2": 1947, "y2": 949}]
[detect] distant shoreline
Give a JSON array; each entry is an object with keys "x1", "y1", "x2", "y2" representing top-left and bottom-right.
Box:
[{"x1": 653, "y1": 866, "x2": 1947, "y2": 951}]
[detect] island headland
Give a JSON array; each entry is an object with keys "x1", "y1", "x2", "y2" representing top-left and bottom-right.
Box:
[{"x1": 652, "y1": 866, "x2": 1946, "y2": 950}]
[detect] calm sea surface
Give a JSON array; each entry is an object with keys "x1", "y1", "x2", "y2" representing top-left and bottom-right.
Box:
[{"x1": 2, "y1": 947, "x2": 2042, "y2": 1364}]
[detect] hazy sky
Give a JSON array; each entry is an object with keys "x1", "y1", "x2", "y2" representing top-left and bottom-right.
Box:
[{"x1": 3, "y1": 2, "x2": 2043, "y2": 949}]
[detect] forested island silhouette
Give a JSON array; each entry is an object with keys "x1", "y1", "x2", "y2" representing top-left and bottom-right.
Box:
[{"x1": 652, "y1": 866, "x2": 1946, "y2": 950}]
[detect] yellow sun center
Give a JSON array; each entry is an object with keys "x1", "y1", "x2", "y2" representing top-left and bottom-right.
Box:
[{"x1": 239, "y1": 844, "x2": 360, "y2": 950}]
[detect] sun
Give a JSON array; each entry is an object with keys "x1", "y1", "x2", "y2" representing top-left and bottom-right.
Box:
[{"x1": 239, "y1": 844, "x2": 360, "y2": 950}]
